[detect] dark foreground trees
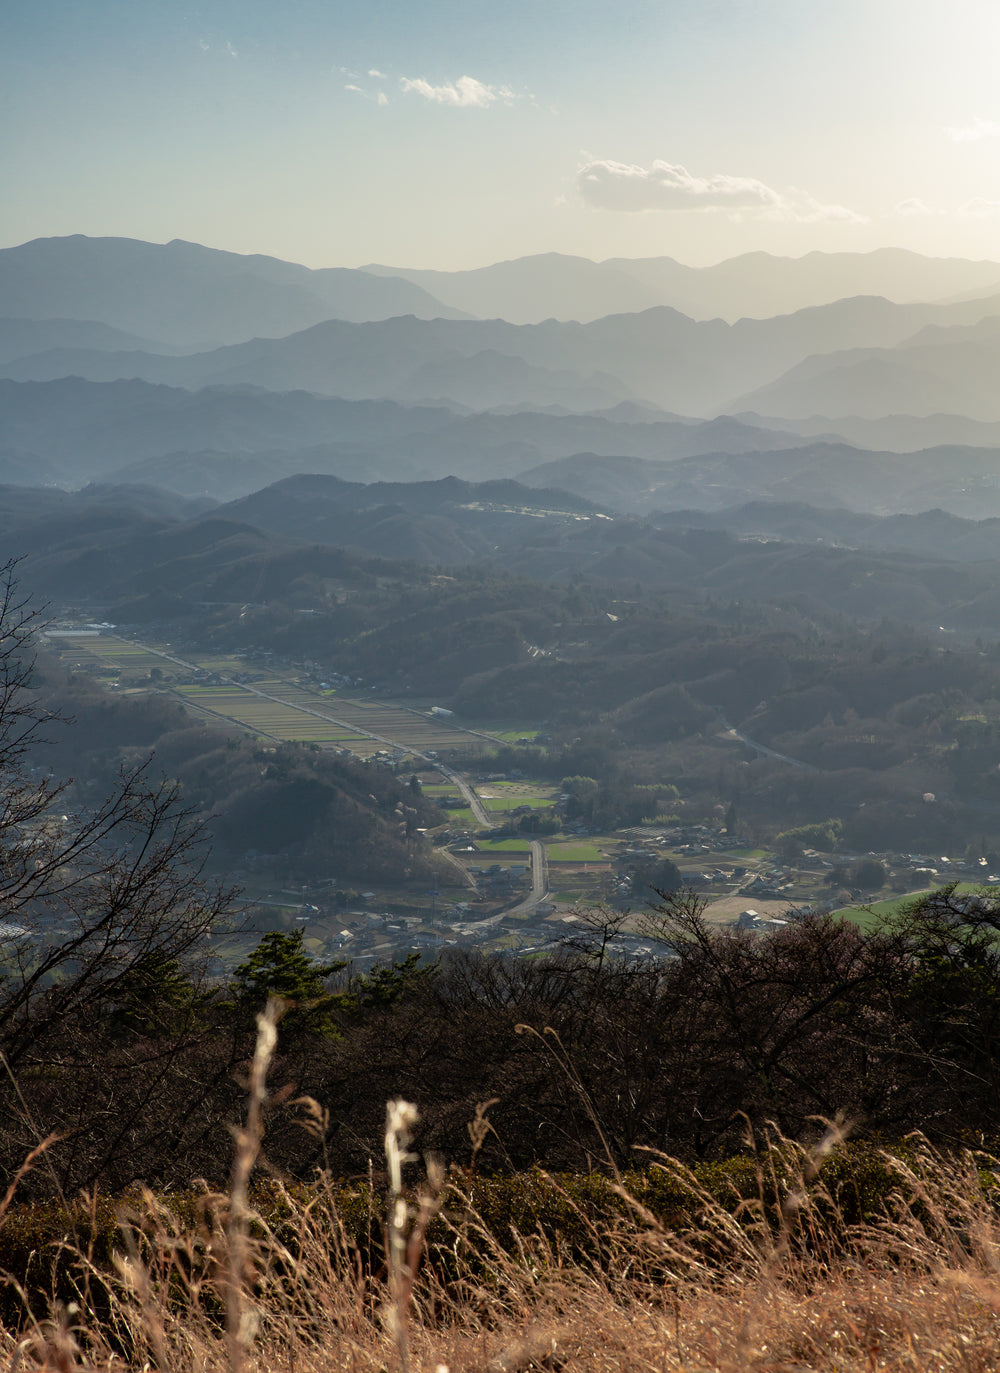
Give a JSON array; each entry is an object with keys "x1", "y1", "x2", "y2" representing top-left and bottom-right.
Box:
[
  {"x1": 0, "y1": 562, "x2": 238, "y2": 1191},
  {"x1": 8, "y1": 865, "x2": 1000, "y2": 1193}
]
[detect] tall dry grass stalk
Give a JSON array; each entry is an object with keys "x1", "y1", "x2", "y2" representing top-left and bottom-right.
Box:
[
  {"x1": 6, "y1": 1026, "x2": 1000, "y2": 1371},
  {"x1": 225, "y1": 994, "x2": 280, "y2": 1373}
]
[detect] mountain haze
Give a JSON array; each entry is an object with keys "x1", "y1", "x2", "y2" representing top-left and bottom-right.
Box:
[
  {"x1": 737, "y1": 317, "x2": 1000, "y2": 420},
  {"x1": 363, "y1": 247, "x2": 1000, "y2": 324},
  {"x1": 9, "y1": 293, "x2": 1000, "y2": 417},
  {"x1": 0, "y1": 377, "x2": 803, "y2": 493},
  {"x1": 0, "y1": 236, "x2": 465, "y2": 347}
]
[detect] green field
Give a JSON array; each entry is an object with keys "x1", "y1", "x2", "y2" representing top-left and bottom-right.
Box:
[
  {"x1": 473, "y1": 838, "x2": 533, "y2": 854},
  {"x1": 483, "y1": 795, "x2": 554, "y2": 811},
  {"x1": 834, "y1": 884, "x2": 987, "y2": 930}
]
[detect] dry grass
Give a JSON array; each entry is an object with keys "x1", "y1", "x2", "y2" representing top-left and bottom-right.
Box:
[{"x1": 7, "y1": 1009, "x2": 1000, "y2": 1371}]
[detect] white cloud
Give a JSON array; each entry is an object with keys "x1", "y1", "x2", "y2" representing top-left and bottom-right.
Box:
[
  {"x1": 344, "y1": 82, "x2": 388, "y2": 106},
  {"x1": 579, "y1": 158, "x2": 779, "y2": 212},
  {"x1": 577, "y1": 158, "x2": 864, "y2": 222},
  {"x1": 895, "y1": 197, "x2": 935, "y2": 216},
  {"x1": 947, "y1": 116, "x2": 1000, "y2": 142},
  {"x1": 399, "y1": 75, "x2": 515, "y2": 108},
  {"x1": 368, "y1": 68, "x2": 387, "y2": 79}
]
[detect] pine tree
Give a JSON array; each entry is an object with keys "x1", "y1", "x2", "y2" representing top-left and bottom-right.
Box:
[{"x1": 233, "y1": 929, "x2": 346, "y2": 1037}]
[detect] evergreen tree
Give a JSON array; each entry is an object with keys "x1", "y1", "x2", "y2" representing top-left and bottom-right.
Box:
[{"x1": 233, "y1": 929, "x2": 346, "y2": 1036}]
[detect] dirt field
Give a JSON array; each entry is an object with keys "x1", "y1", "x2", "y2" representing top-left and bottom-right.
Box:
[{"x1": 700, "y1": 894, "x2": 799, "y2": 926}]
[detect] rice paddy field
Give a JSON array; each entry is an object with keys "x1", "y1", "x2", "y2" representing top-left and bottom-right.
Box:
[
  {"x1": 46, "y1": 635, "x2": 178, "y2": 681},
  {"x1": 45, "y1": 632, "x2": 498, "y2": 760},
  {"x1": 258, "y1": 679, "x2": 480, "y2": 752},
  {"x1": 174, "y1": 683, "x2": 377, "y2": 749}
]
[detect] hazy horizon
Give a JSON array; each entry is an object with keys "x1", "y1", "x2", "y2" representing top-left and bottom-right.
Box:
[
  {"x1": 5, "y1": 0, "x2": 1000, "y2": 271},
  {"x1": 7, "y1": 233, "x2": 1000, "y2": 279}
]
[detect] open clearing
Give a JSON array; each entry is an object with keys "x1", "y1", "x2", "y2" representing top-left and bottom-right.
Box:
[
  {"x1": 829, "y1": 886, "x2": 987, "y2": 929},
  {"x1": 472, "y1": 838, "x2": 533, "y2": 855},
  {"x1": 482, "y1": 794, "x2": 553, "y2": 811},
  {"x1": 546, "y1": 842, "x2": 605, "y2": 863}
]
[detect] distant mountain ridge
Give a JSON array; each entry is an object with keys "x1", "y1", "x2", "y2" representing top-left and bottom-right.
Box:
[
  {"x1": 0, "y1": 236, "x2": 467, "y2": 347},
  {"x1": 519, "y1": 442, "x2": 1000, "y2": 521},
  {"x1": 362, "y1": 247, "x2": 1000, "y2": 324},
  {"x1": 0, "y1": 376, "x2": 804, "y2": 494},
  {"x1": 0, "y1": 317, "x2": 175, "y2": 365},
  {"x1": 5, "y1": 236, "x2": 1000, "y2": 349},
  {"x1": 736, "y1": 316, "x2": 1000, "y2": 420},
  {"x1": 8, "y1": 293, "x2": 1000, "y2": 417}
]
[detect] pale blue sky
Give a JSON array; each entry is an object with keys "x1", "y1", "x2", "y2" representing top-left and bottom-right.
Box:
[{"x1": 4, "y1": 0, "x2": 1000, "y2": 268}]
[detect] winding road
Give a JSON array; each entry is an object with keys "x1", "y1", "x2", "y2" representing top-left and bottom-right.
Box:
[{"x1": 715, "y1": 711, "x2": 820, "y2": 773}]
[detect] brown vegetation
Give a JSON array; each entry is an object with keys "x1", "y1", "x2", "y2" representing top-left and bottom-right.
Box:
[{"x1": 5, "y1": 1010, "x2": 1000, "y2": 1372}]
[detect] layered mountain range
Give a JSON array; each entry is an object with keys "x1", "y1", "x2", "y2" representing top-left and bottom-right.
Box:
[{"x1": 2, "y1": 233, "x2": 1000, "y2": 520}]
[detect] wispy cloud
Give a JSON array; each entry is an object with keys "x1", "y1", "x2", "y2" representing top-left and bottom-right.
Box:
[
  {"x1": 947, "y1": 116, "x2": 1000, "y2": 142},
  {"x1": 343, "y1": 72, "x2": 391, "y2": 107},
  {"x1": 399, "y1": 75, "x2": 516, "y2": 108},
  {"x1": 198, "y1": 37, "x2": 238, "y2": 57},
  {"x1": 578, "y1": 158, "x2": 864, "y2": 222},
  {"x1": 959, "y1": 197, "x2": 1000, "y2": 217}
]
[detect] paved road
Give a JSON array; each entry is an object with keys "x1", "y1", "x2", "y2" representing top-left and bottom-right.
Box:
[
  {"x1": 715, "y1": 711, "x2": 820, "y2": 773},
  {"x1": 436, "y1": 765, "x2": 491, "y2": 827},
  {"x1": 505, "y1": 840, "x2": 550, "y2": 916},
  {"x1": 439, "y1": 847, "x2": 479, "y2": 890},
  {"x1": 459, "y1": 840, "x2": 550, "y2": 931}
]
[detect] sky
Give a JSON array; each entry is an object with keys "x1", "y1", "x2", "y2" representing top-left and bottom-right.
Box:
[{"x1": 3, "y1": 0, "x2": 1000, "y2": 270}]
